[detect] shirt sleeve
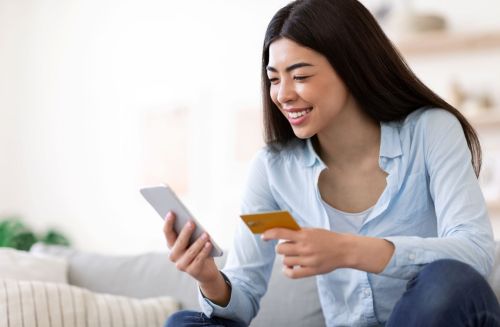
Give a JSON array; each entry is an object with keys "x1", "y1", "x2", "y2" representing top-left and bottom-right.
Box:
[
  {"x1": 381, "y1": 110, "x2": 495, "y2": 280},
  {"x1": 198, "y1": 148, "x2": 279, "y2": 325}
]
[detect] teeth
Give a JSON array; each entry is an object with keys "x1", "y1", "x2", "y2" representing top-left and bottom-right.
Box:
[{"x1": 288, "y1": 109, "x2": 311, "y2": 119}]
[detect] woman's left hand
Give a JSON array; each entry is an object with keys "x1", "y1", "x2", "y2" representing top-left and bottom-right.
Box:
[
  {"x1": 262, "y1": 228, "x2": 395, "y2": 278},
  {"x1": 262, "y1": 228, "x2": 352, "y2": 278}
]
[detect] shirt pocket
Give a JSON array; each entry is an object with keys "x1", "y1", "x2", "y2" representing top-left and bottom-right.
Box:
[{"x1": 392, "y1": 171, "x2": 431, "y2": 224}]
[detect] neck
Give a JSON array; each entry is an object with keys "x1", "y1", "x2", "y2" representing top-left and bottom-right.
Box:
[{"x1": 315, "y1": 101, "x2": 381, "y2": 169}]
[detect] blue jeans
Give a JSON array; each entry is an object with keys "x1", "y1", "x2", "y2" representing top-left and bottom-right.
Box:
[
  {"x1": 386, "y1": 259, "x2": 500, "y2": 326},
  {"x1": 165, "y1": 310, "x2": 245, "y2": 327},
  {"x1": 165, "y1": 259, "x2": 500, "y2": 327}
]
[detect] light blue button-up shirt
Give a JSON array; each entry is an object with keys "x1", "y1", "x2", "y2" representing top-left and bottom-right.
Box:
[{"x1": 199, "y1": 108, "x2": 495, "y2": 326}]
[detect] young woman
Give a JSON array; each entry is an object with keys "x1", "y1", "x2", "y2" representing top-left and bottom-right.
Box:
[{"x1": 164, "y1": 0, "x2": 500, "y2": 326}]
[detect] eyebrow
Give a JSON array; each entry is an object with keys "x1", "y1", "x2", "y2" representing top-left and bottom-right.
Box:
[{"x1": 266, "y1": 62, "x2": 314, "y2": 73}]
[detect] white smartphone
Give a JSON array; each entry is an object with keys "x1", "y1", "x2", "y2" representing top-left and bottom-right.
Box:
[{"x1": 140, "y1": 184, "x2": 223, "y2": 257}]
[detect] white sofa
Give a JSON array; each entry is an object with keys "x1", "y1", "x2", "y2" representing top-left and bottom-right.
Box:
[
  {"x1": 2, "y1": 242, "x2": 500, "y2": 327},
  {"x1": 27, "y1": 243, "x2": 324, "y2": 326}
]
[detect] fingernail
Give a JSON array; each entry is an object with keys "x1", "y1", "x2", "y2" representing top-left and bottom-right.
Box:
[
  {"x1": 165, "y1": 212, "x2": 172, "y2": 220},
  {"x1": 201, "y1": 233, "x2": 208, "y2": 240}
]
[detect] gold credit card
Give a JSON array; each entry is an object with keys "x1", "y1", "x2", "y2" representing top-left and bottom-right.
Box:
[{"x1": 240, "y1": 210, "x2": 300, "y2": 234}]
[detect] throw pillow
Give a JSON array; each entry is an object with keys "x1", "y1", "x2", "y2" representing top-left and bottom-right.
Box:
[
  {"x1": 0, "y1": 279, "x2": 179, "y2": 327},
  {"x1": 0, "y1": 248, "x2": 68, "y2": 283}
]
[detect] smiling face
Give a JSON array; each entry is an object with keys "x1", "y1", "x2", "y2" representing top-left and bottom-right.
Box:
[{"x1": 266, "y1": 38, "x2": 352, "y2": 139}]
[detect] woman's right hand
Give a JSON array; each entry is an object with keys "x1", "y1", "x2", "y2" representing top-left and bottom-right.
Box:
[
  {"x1": 163, "y1": 211, "x2": 231, "y2": 306},
  {"x1": 163, "y1": 211, "x2": 220, "y2": 284}
]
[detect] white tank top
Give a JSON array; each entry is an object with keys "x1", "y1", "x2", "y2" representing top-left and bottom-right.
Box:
[{"x1": 321, "y1": 199, "x2": 373, "y2": 233}]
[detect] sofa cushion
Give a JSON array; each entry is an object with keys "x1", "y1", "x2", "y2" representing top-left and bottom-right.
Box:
[
  {"x1": 0, "y1": 247, "x2": 68, "y2": 283},
  {"x1": 250, "y1": 259, "x2": 325, "y2": 327},
  {"x1": 0, "y1": 278, "x2": 179, "y2": 327}
]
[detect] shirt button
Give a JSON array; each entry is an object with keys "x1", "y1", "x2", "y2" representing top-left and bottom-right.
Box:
[
  {"x1": 363, "y1": 288, "x2": 371, "y2": 297},
  {"x1": 409, "y1": 253, "x2": 416, "y2": 261}
]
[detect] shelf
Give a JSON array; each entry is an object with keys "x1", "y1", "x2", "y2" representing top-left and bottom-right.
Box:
[{"x1": 395, "y1": 30, "x2": 500, "y2": 56}]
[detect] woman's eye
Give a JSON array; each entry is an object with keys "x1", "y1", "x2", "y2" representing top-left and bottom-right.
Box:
[
  {"x1": 268, "y1": 77, "x2": 279, "y2": 85},
  {"x1": 294, "y1": 75, "x2": 309, "y2": 81}
]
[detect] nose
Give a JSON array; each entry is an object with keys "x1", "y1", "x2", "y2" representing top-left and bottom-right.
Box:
[{"x1": 276, "y1": 79, "x2": 297, "y2": 104}]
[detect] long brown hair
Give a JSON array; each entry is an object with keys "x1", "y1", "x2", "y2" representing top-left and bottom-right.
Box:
[{"x1": 261, "y1": 0, "x2": 481, "y2": 176}]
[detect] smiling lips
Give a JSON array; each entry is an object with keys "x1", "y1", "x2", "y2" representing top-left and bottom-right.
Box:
[{"x1": 284, "y1": 108, "x2": 312, "y2": 126}]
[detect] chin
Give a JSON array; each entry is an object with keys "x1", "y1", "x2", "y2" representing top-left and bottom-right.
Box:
[{"x1": 292, "y1": 128, "x2": 314, "y2": 140}]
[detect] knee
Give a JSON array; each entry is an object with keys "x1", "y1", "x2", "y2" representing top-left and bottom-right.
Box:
[
  {"x1": 419, "y1": 259, "x2": 486, "y2": 290},
  {"x1": 389, "y1": 259, "x2": 500, "y2": 326},
  {"x1": 409, "y1": 259, "x2": 489, "y2": 312},
  {"x1": 165, "y1": 310, "x2": 203, "y2": 327}
]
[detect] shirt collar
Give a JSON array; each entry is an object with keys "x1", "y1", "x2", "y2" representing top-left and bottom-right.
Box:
[
  {"x1": 379, "y1": 121, "x2": 403, "y2": 159},
  {"x1": 304, "y1": 138, "x2": 323, "y2": 167},
  {"x1": 301, "y1": 121, "x2": 402, "y2": 167}
]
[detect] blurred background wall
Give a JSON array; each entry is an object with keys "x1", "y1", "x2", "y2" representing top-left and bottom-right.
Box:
[{"x1": 1, "y1": 0, "x2": 499, "y2": 254}]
